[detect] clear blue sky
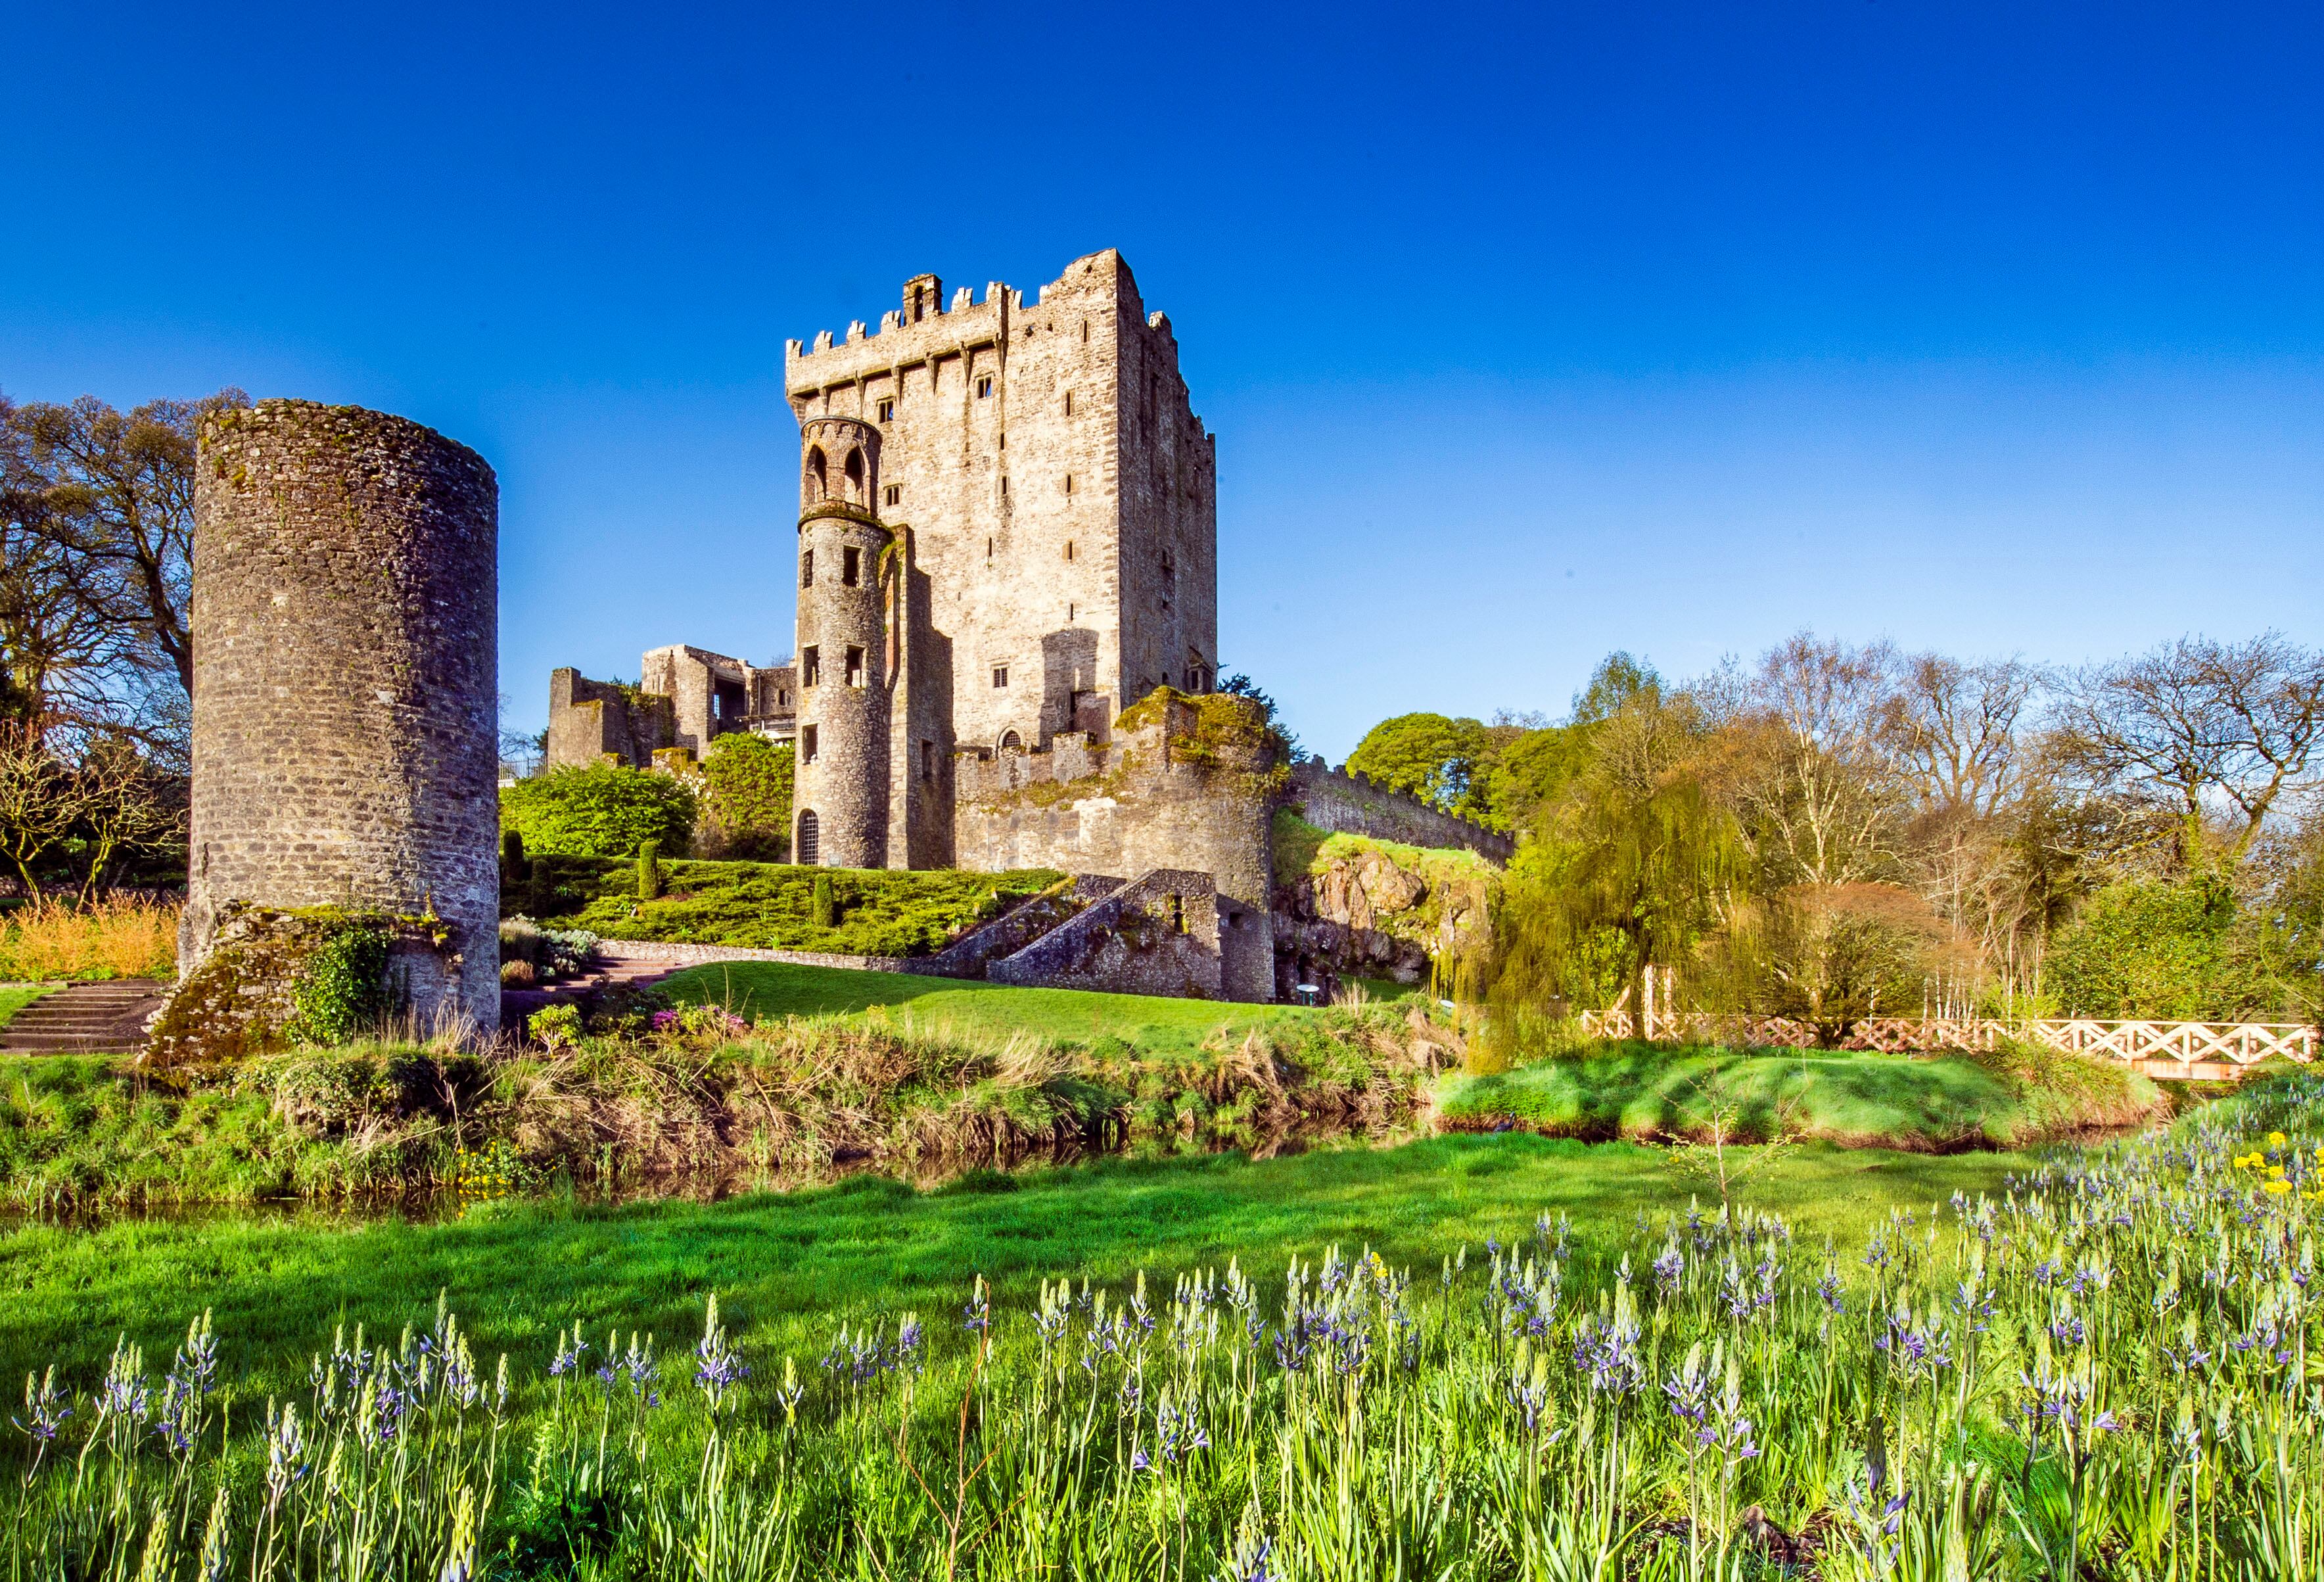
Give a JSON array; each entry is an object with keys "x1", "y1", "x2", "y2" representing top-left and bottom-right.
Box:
[{"x1": 7, "y1": 1, "x2": 2319, "y2": 763}]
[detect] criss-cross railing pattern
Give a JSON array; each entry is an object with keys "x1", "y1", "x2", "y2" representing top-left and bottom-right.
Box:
[{"x1": 1576, "y1": 1006, "x2": 2316, "y2": 1073}]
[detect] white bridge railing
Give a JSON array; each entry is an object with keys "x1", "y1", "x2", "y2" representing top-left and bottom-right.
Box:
[{"x1": 1577, "y1": 1004, "x2": 2316, "y2": 1073}]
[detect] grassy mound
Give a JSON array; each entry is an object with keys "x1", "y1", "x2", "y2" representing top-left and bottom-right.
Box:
[
  {"x1": 662, "y1": 960, "x2": 1312, "y2": 1058},
  {"x1": 510, "y1": 856, "x2": 1063, "y2": 956},
  {"x1": 1435, "y1": 1038, "x2": 2166, "y2": 1150}
]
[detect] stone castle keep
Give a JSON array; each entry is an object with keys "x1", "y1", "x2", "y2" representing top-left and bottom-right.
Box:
[{"x1": 540, "y1": 249, "x2": 1507, "y2": 1003}]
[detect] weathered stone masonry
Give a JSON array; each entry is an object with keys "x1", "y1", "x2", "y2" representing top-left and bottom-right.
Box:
[{"x1": 178, "y1": 399, "x2": 501, "y2": 1035}]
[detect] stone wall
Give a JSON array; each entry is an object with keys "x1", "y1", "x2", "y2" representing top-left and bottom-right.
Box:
[
  {"x1": 1288, "y1": 762, "x2": 1516, "y2": 864},
  {"x1": 547, "y1": 669, "x2": 672, "y2": 768},
  {"x1": 952, "y1": 694, "x2": 1277, "y2": 1000},
  {"x1": 987, "y1": 870, "x2": 1222, "y2": 999},
  {"x1": 547, "y1": 650, "x2": 793, "y2": 773},
  {"x1": 181, "y1": 399, "x2": 500, "y2": 1036}
]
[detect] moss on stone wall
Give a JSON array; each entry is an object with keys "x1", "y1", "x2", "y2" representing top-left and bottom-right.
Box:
[
  {"x1": 1114, "y1": 687, "x2": 1290, "y2": 801},
  {"x1": 147, "y1": 906, "x2": 425, "y2": 1070}
]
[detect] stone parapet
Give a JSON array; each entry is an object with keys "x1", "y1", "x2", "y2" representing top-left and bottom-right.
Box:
[{"x1": 1288, "y1": 762, "x2": 1516, "y2": 866}]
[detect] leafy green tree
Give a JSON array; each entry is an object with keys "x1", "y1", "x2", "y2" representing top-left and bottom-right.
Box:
[
  {"x1": 499, "y1": 764, "x2": 695, "y2": 860},
  {"x1": 697, "y1": 732, "x2": 793, "y2": 861},
  {"x1": 1490, "y1": 696, "x2": 1745, "y2": 1024},
  {"x1": 1346, "y1": 713, "x2": 1493, "y2": 818},
  {"x1": 1571, "y1": 651, "x2": 1663, "y2": 723},
  {"x1": 2045, "y1": 872, "x2": 2283, "y2": 1019},
  {"x1": 1478, "y1": 722, "x2": 1597, "y2": 835}
]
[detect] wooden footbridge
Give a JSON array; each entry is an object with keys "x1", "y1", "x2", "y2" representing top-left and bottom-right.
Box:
[{"x1": 1580, "y1": 1000, "x2": 2315, "y2": 1082}]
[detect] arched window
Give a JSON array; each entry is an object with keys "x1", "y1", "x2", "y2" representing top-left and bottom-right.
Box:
[
  {"x1": 998, "y1": 730, "x2": 1023, "y2": 752},
  {"x1": 797, "y1": 809, "x2": 820, "y2": 866},
  {"x1": 804, "y1": 446, "x2": 827, "y2": 501},
  {"x1": 844, "y1": 448, "x2": 865, "y2": 501}
]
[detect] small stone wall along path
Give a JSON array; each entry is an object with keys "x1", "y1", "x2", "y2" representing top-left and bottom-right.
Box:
[{"x1": 0, "y1": 980, "x2": 169, "y2": 1056}]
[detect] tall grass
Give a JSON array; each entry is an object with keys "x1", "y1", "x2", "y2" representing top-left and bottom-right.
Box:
[
  {"x1": 0, "y1": 1002, "x2": 1454, "y2": 1207},
  {"x1": 2, "y1": 1074, "x2": 2318, "y2": 1577},
  {"x1": 0, "y1": 895, "x2": 178, "y2": 981}
]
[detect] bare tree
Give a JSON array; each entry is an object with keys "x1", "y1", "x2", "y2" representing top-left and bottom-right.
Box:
[
  {"x1": 8, "y1": 390, "x2": 248, "y2": 709},
  {"x1": 0, "y1": 723, "x2": 78, "y2": 892},
  {"x1": 1727, "y1": 633, "x2": 1905, "y2": 889},
  {"x1": 2056, "y1": 632, "x2": 2324, "y2": 864}
]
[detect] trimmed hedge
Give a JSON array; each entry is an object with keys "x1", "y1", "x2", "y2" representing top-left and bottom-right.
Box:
[{"x1": 508, "y1": 856, "x2": 1065, "y2": 958}]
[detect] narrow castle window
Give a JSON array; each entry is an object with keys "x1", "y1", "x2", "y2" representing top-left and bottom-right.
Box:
[
  {"x1": 1064, "y1": 390, "x2": 1073, "y2": 415},
  {"x1": 804, "y1": 446, "x2": 827, "y2": 501},
  {"x1": 797, "y1": 808, "x2": 819, "y2": 863},
  {"x1": 883, "y1": 484, "x2": 900, "y2": 506},
  {"x1": 876, "y1": 398, "x2": 894, "y2": 421},
  {"x1": 842, "y1": 546, "x2": 860, "y2": 587},
  {"x1": 992, "y1": 666, "x2": 1008, "y2": 689},
  {"x1": 1063, "y1": 540, "x2": 1074, "y2": 561},
  {"x1": 800, "y1": 549, "x2": 813, "y2": 588},
  {"x1": 975, "y1": 375, "x2": 993, "y2": 398},
  {"x1": 920, "y1": 740, "x2": 935, "y2": 782},
  {"x1": 844, "y1": 448, "x2": 865, "y2": 501},
  {"x1": 1063, "y1": 474, "x2": 1074, "y2": 495},
  {"x1": 801, "y1": 726, "x2": 818, "y2": 764},
  {"x1": 1081, "y1": 321, "x2": 1089, "y2": 343},
  {"x1": 986, "y1": 536, "x2": 994, "y2": 560},
  {"x1": 1169, "y1": 894, "x2": 1186, "y2": 934},
  {"x1": 846, "y1": 645, "x2": 865, "y2": 686},
  {"x1": 801, "y1": 647, "x2": 820, "y2": 686}
]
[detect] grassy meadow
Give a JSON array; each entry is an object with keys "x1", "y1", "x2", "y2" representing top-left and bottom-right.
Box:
[
  {"x1": 0, "y1": 1126, "x2": 2017, "y2": 1407},
  {"x1": 0, "y1": 983, "x2": 55, "y2": 1027},
  {"x1": 0, "y1": 1077, "x2": 2311, "y2": 1578},
  {"x1": 661, "y1": 959, "x2": 1314, "y2": 1058}
]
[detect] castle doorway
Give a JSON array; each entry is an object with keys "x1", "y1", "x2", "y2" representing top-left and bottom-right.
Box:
[{"x1": 797, "y1": 809, "x2": 819, "y2": 866}]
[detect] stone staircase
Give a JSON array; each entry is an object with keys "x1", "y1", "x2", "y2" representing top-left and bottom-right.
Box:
[
  {"x1": 0, "y1": 980, "x2": 170, "y2": 1056},
  {"x1": 500, "y1": 953, "x2": 687, "y2": 1028}
]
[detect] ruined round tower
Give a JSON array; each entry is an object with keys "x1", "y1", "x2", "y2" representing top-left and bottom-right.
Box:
[
  {"x1": 181, "y1": 399, "x2": 501, "y2": 1033},
  {"x1": 791, "y1": 415, "x2": 891, "y2": 868}
]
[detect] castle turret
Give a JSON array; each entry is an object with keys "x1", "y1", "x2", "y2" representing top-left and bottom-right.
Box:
[{"x1": 792, "y1": 416, "x2": 891, "y2": 868}]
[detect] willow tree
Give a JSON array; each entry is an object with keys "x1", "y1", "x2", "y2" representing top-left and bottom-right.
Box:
[{"x1": 1488, "y1": 697, "x2": 1746, "y2": 1038}]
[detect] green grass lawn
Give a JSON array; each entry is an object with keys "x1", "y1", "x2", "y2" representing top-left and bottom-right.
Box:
[
  {"x1": 663, "y1": 960, "x2": 1314, "y2": 1058},
  {"x1": 0, "y1": 1130, "x2": 2022, "y2": 1406},
  {"x1": 0, "y1": 985, "x2": 53, "y2": 1028},
  {"x1": 1441, "y1": 1041, "x2": 2162, "y2": 1148}
]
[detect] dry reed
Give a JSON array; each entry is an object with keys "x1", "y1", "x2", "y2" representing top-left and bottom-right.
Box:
[{"x1": 0, "y1": 895, "x2": 178, "y2": 981}]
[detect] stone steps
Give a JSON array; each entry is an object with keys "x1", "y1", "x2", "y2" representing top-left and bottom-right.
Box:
[{"x1": 0, "y1": 980, "x2": 168, "y2": 1056}]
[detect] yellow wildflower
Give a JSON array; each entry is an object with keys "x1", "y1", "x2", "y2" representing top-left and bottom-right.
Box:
[
  {"x1": 2269, "y1": 1131, "x2": 2287, "y2": 1148},
  {"x1": 2270, "y1": 1166, "x2": 2287, "y2": 1179},
  {"x1": 2265, "y1": 1179, "x2": 2292, "y2": 1196}
]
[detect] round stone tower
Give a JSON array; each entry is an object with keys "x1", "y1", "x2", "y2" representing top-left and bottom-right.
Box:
[
  {"x1": 792, "y1": 415, "x2": 891, "y2": 868},
  {"x1": 182, "y1": 399, "x2": 501, "y2": 1033}
]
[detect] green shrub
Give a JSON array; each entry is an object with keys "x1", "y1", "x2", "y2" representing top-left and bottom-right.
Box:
[
  {"x1": 698, "y1": 733, "x2": 793, "y2": 861},
  {"x1": 2047, "y1": 872, "x2": 2283, "y2": 1019},
  {"x1": 499, "y1": 765, "x2": 695, "y2": 860},
  {"x1": 812, "y1": 872, "x2": 835, "y2": 929},
  {"x1": 638, "y1": 839, "x2": 662, "y2": 900},
  {"x1": 283, "y1": 924, "x2": 391, "y2": 1047}
]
